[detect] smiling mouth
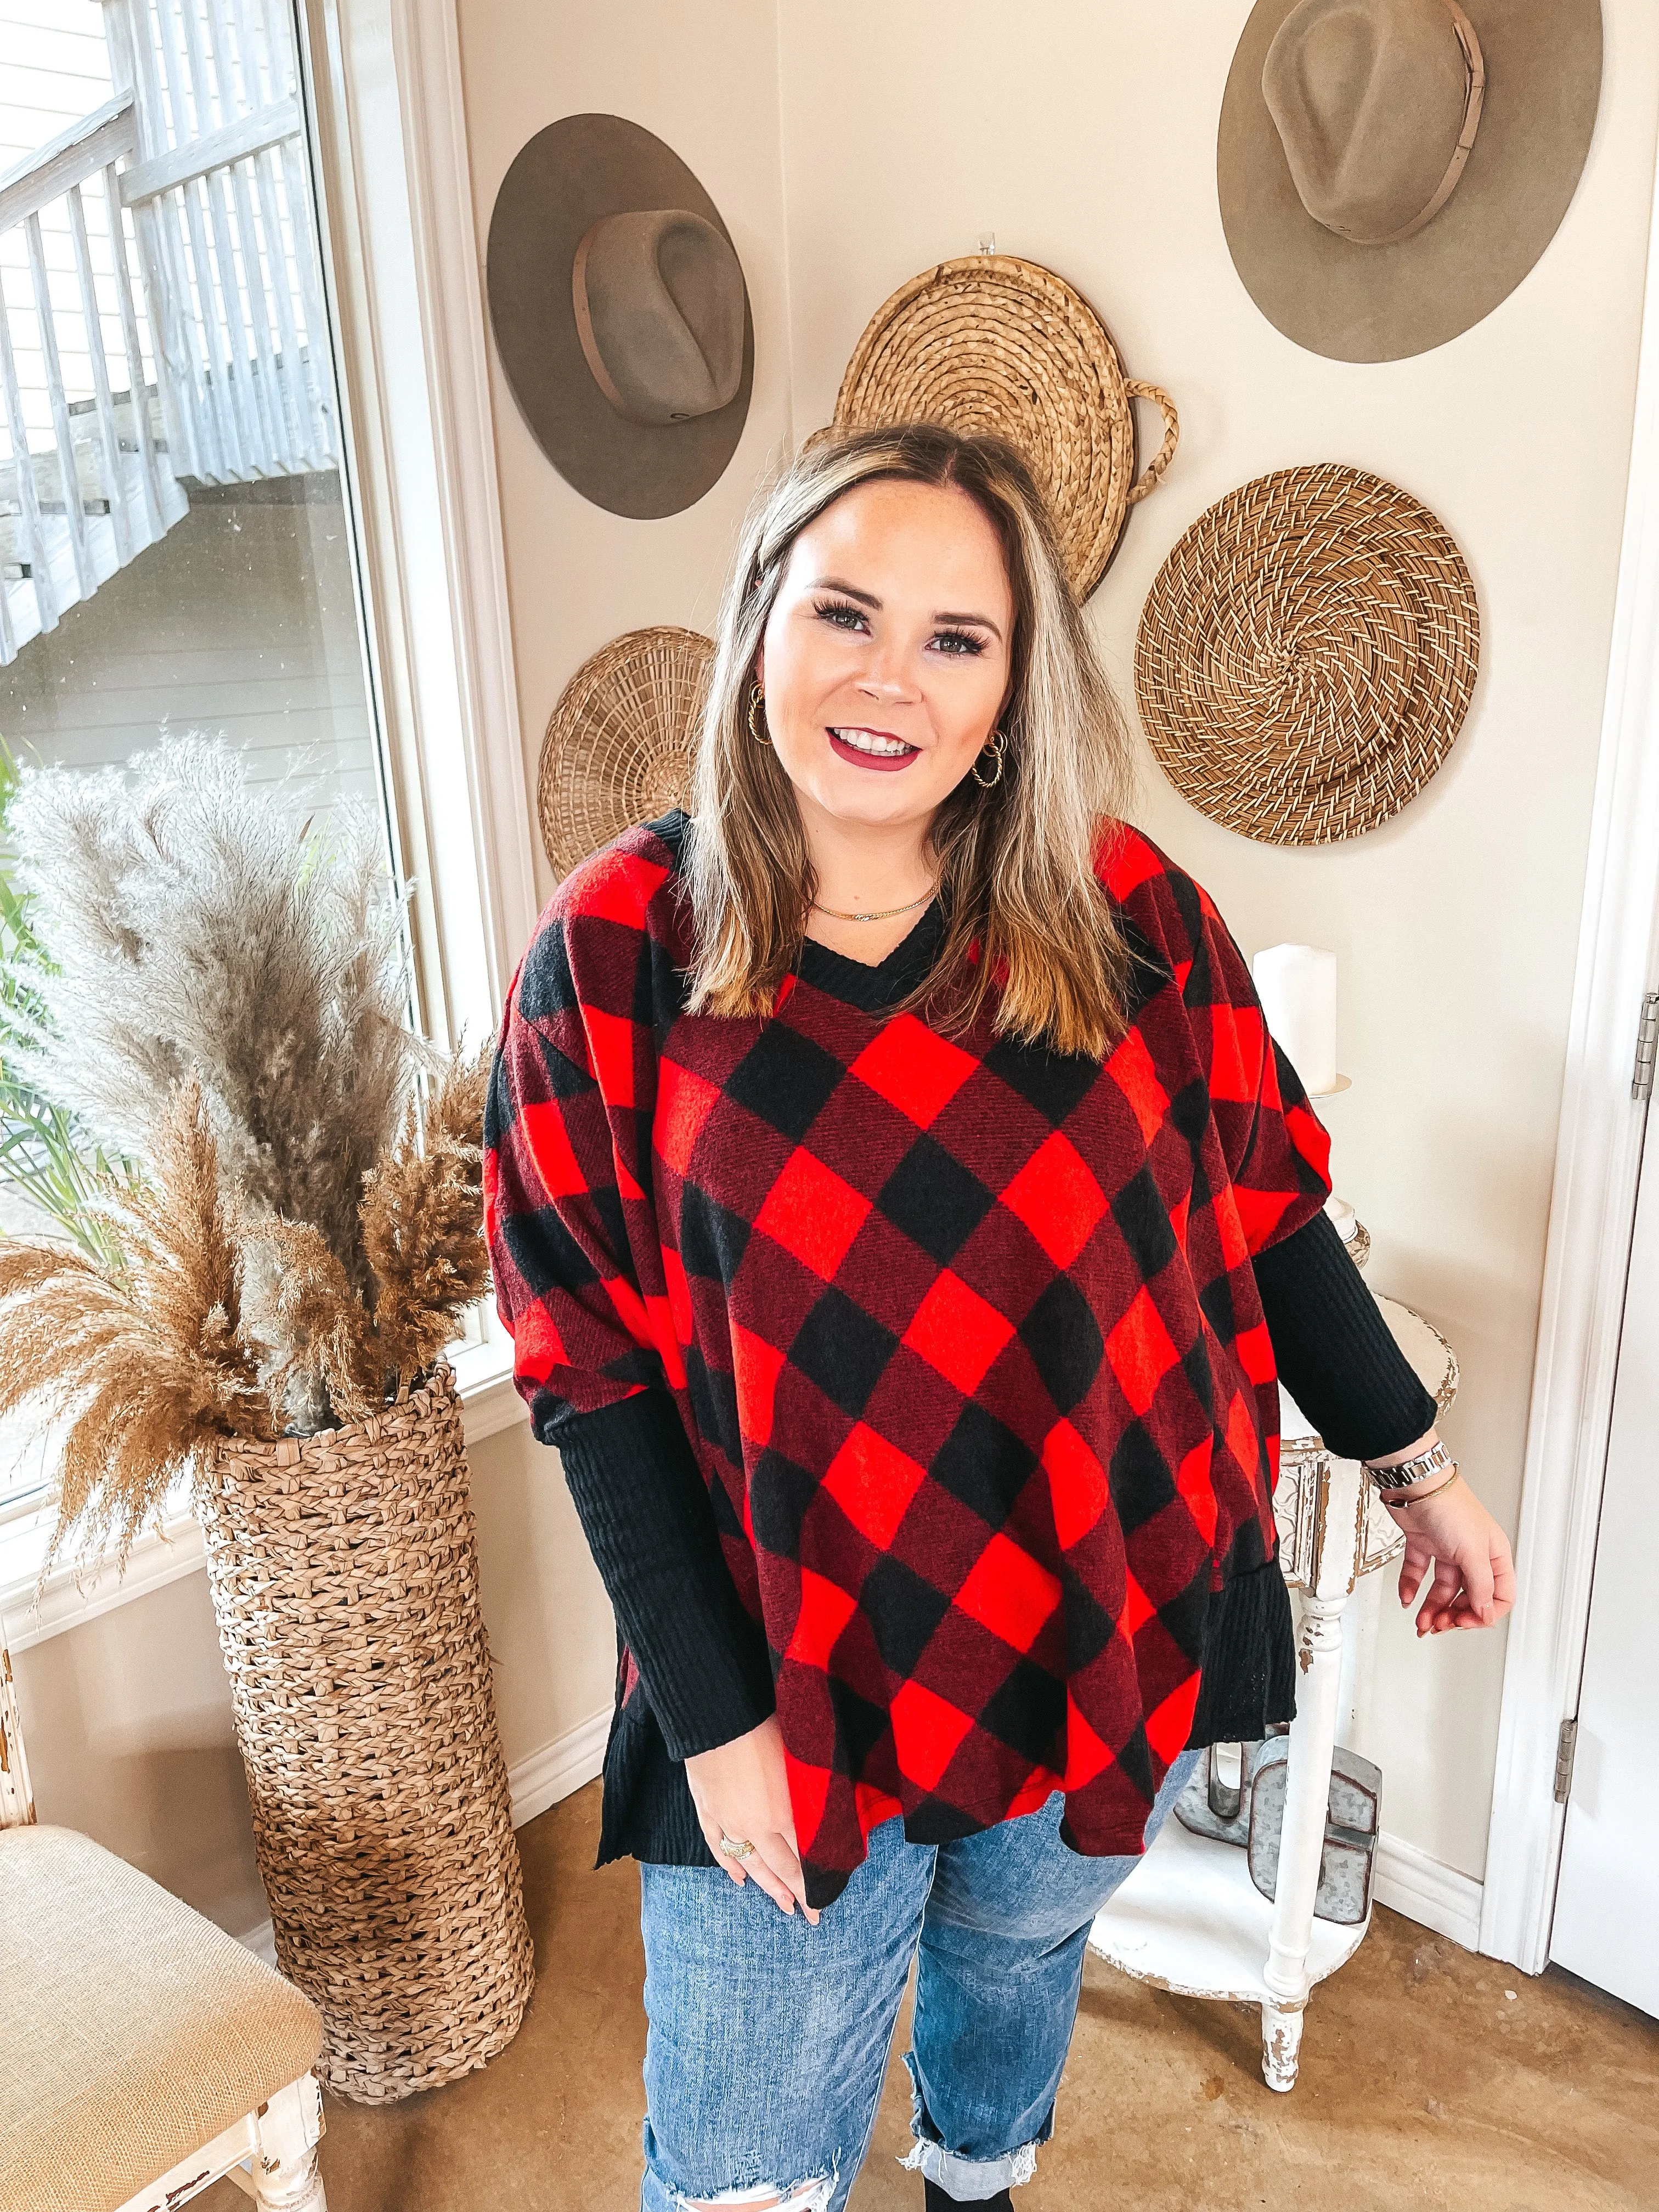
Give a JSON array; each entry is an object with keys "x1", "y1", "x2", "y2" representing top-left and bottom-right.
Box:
[{"x1": 828, "y1": 726, "x2": 919, "y2": 772}]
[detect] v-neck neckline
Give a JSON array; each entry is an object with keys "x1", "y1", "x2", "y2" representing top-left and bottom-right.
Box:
[
  {"x1": 649, "y1": 809, "x2": 947, "y2": 1018},
  {"x1": 795, "y1": 899, "x2": 946, "y2": 1014},
  {"x1": 645, "y1": 808, "x2": 1173, "y2": 1031}
]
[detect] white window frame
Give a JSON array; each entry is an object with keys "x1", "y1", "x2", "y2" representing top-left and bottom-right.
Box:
[{"x1": 0, "y1": 0, "x2": 537, "y2": 1646}]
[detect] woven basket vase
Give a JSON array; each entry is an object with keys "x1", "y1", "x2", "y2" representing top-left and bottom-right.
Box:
[{"x1": 198, "y1": 1364, "x2": 535, "y2": 2103}]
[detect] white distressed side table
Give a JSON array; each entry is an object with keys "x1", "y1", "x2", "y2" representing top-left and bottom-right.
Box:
[{"x1": 1087, "y1": 1291, "x2": 1458, "y2": 2091}]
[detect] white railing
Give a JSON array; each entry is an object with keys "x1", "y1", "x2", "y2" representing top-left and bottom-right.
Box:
[
  {"x1": 0, "y1": 88, "x2": 182, "y2": 660},
  {"x1": 0, "y1": 0, "x2": 336, "y2": 664},
  {"x1": 104, "y1": 0, "x2": 337, "y2": 485}
]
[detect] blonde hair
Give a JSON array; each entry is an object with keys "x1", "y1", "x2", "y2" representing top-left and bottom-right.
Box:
[{"x1": 684, "y1": 423, "x2": 1137, "y2": 1058}]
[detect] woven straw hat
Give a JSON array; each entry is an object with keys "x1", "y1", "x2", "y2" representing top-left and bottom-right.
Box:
[
  {"x1": 832, "y1": 254, "x2": 1178, "y2": 601},
  {"x1": 538, "y1": 627, "x2": 712, "y2": 881},
  {"x1": 1136, "y1": 464, "x2": 1479, "y2": 845}
]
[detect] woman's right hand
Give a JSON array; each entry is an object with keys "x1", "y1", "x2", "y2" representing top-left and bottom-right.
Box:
[{"x1": 685, "y1": 1715, "x2": 820, "y2": 1923}]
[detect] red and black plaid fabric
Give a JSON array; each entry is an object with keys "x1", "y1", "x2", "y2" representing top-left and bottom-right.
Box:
[{"x1": 484, "y1": 813, "x2": 1331, "y2": 1901}]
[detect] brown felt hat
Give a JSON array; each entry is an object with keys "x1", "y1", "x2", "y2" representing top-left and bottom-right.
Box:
[
  {"x1": 486, "y1": 114, "x2": 754, "y2": 518},
  {"x1": 1218, "y1": 0, "x2": 1602, "y2": 363}
]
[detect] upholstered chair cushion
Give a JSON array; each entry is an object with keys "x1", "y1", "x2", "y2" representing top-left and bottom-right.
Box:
[{"x1": 0, "y1": 1825, "x2": 323, "y2": 2212}]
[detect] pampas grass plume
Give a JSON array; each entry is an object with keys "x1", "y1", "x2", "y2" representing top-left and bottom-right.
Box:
[
  {"x1": 1, "y1": 738, "x2": 500, "y2": 1561},
  {"x1": 362, "y1": 1043, "x2": 494, "y2": 1390},
  {"x1": 0, "y1": 1075, "x2": 274, "y2": 1577}
]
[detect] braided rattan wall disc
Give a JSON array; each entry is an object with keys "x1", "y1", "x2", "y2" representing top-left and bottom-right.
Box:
[
  {"x1": 538, "y1": 626, "x2": 714, "y2": 881},
  {"x1": 1136, "y1": 464, "x2": 1480, "y2": 846},
  {"x1": 833, "y1": 255, "x2": 1178, "y2": 602}
]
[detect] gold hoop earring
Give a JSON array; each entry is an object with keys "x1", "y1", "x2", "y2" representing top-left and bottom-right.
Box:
[
  {"x1": 970, "y1": 729, "x2": 1006, "y2": 789},
  {"x1": 747, "y1": 684, "x2": 770, "y2": 743}
]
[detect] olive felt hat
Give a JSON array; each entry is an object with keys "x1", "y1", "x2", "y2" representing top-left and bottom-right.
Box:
[
  {"x1": 1218, "y1": 0, "x2": 1602, "y2": 363},
  {"x1": 485, "y1": 114, "x2": 754, "y2": 518}
]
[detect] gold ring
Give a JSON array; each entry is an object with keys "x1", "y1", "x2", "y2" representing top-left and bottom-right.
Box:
[{"x1": 718, "y1": 1833, "x2": 755, "y2": 1859}]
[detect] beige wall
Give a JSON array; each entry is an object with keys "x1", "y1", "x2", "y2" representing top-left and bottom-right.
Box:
[
  {"x1": 10, "y1": 1569, "x2": 267, "y2": 1936},
  {"x1": 774, "y1": 0, "x2": 1659, "y2": 1878},
  {"x1": 454, "y1": 0, "x2": 797, "y2": 918}
]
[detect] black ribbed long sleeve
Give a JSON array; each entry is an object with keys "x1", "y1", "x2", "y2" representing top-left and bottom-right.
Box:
[
  {"x1": 554, "y1": 1389, "x2": 775, "y2": 1762},
  {"x1": 1252, "y1": 1206, "x2": 1438, "y2": 1460},
  {"x1": 554, "y1": 1204, "x2": 1437, "y2": 1772}
]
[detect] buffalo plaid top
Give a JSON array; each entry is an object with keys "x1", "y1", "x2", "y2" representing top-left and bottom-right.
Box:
[{"x1": 484, "y1": 811, "x2": 1333, "y2": 1906}]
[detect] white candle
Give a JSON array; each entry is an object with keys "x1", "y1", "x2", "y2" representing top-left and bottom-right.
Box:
[{"x1": 1251, "y1": 943, "x2": 1339, "y2": 1096}]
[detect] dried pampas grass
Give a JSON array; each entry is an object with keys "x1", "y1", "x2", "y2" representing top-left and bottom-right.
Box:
[
  {"x1": 1, "y1": 740, "x2": 503, "y2": 1565},
  {"x1": 5, "y1": 736, "x2": 438, "y2": 1306},
  {"x1": 0, "y1": 1075, "x2": 274, "y2": 1575},
  {"x1": 363, "y1": 1044, "x2": 493, "y2": 1385},
  {"x1": 238, "y1": 1045, "x2": 495, "y2": 1427},
  {"x1": 1, "y1": 1047, "x2": 497, "y2": 1581}
]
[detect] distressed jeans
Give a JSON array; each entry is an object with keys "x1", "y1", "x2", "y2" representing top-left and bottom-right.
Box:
[{"x1": 636, "y1": 1748, "x2": 1199, "y2": 2211}]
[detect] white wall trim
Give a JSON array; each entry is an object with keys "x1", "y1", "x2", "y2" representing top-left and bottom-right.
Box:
[
  {"x1": 0, "y1": 1503, "x2": 205, "y2": 1656},
  {"x1": 1480, "y1": 139, "x2": 1659, "y2": 1976},
  {"x1": 507, "y1": 1706, "x2": 611, "y2": 1829},
  {"x1": 1375, "y1": 1832, "x2": 1485, "y2": 1954},
  {"x1": 302, "y1": 0, "x2": 538, "y2": 1057},
  {"x1": 235, "y1": 1703, "x2": 609, "y2": 1962},
  {"x1": 381, "y1": 0, "x2": 541, "y2": 1014},
  {"x1": 239, "y1": 1916, "x2": 279, "y2": 1968}
]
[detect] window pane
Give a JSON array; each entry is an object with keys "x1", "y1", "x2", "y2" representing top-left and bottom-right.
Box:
[{"x1": 0, "y1": 0, "x2": 396, "y2": 1506}]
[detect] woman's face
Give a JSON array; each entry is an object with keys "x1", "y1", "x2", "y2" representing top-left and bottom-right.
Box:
[{"x1": 755, "y1": 477, "x2": 1014, "y2": 840}]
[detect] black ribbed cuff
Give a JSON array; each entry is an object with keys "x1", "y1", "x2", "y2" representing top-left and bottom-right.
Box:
[
  {"x1": 1254, "y1": 1207, "x2": 1439, "y2": 1462},
  {"x1": 553, "y1": 1389, "x2": 776, "y2": 1761}
]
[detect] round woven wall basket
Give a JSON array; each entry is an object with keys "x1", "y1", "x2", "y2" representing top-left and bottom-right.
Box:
[
  {"x1": 199, "y1": 1364, "x2": 534, "y2": 2104},
  {"x1": 539, "y1": 626, "x2": 713, "y2": 882},
  {"x1": 832, "y1": 253, "x2": 1178, "y2": 601},
  {"x1": 1135, "y1": 463, "x2": 1480, "y2": 845}
]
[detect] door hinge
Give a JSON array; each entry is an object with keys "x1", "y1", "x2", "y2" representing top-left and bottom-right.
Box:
[
  {"x1": 1634, "y1": 990, "x2": 1659, "y2": 1102},
  {"x1": 1554, "y1": 1717, "x2": 1579, "y2": 1805}
]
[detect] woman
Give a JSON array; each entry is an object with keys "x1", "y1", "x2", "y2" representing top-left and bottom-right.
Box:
[{"x1": 484, "y1": 425, "x2": 1514, "y2": 2212}]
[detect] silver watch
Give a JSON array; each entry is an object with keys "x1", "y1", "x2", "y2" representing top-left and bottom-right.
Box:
[{"x1": 1364, "y1": 1437, "x2": 1452, "y2": 1493}]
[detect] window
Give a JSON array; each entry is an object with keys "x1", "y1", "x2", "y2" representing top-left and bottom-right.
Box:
[
  {"x1": 0, "y1": 0, "x2": 535, "y2": 1615},
  {"x1": 0, "y1": 0, "x2": 399, "y2": 1512}
]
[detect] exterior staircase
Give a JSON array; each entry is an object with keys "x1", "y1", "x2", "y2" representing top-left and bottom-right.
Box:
[{"x1": 0, "y1": 0, "x2": 338, "y2": 666}]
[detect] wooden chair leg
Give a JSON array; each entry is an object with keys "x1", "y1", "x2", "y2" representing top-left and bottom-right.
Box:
[{"x1": 251, "y1": 2074, "x2": 326, "y2": 2211}]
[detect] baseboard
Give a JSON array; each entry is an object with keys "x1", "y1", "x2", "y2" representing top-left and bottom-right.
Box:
[
  {"x1": 507, "y1": 1707, "x2": 611, "y2": 1828},
  {"x1": 239, "y1": 1916, "x2": 277, "y2": 1966},
  {"x1": 1374, "y1": 1830, "x2": 1485, "y2": 1951},
  {"x1": 234, "y1": 1709, "x2": 611, "y2": 1963}
]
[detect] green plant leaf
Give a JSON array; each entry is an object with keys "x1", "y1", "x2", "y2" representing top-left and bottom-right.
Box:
[{"x1": 0, "y1": 730, "x2": 144, "y2": 1263}]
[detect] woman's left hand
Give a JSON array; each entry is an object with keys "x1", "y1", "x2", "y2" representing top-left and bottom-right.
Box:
[{"x1": 1387, "y1": 1478, "x2": 1516, "y2": 1637}]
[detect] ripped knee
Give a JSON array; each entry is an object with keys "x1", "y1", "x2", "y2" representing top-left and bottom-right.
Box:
[{"x1": 678, "y1": 2179, "x2": 833, "y2": 2212}]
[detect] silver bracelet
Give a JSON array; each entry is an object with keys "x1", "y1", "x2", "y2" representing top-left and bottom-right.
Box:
[{"x1": 1363, "y1": 1437, "x2": 1452, "y2": 1494}]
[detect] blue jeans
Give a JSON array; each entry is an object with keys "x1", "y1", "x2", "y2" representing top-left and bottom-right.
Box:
[{"x1": 637, "y1": 1749, "x2": 1199, "y2": 2211}]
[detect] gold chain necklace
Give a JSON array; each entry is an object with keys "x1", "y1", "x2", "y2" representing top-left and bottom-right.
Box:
[{"x1": 809, "y1": 888, "x2": 935, "y2": 924}]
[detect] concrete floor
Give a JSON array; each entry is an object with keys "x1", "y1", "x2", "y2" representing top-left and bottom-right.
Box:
[{"x1": 207, "y1": 1781, "x2": 1659, "y2": 2211}]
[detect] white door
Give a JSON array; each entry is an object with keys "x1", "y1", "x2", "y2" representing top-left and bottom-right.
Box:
[{"x1": 1549, "y1": 1119, "x2": 1659, "y2": 2017}]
